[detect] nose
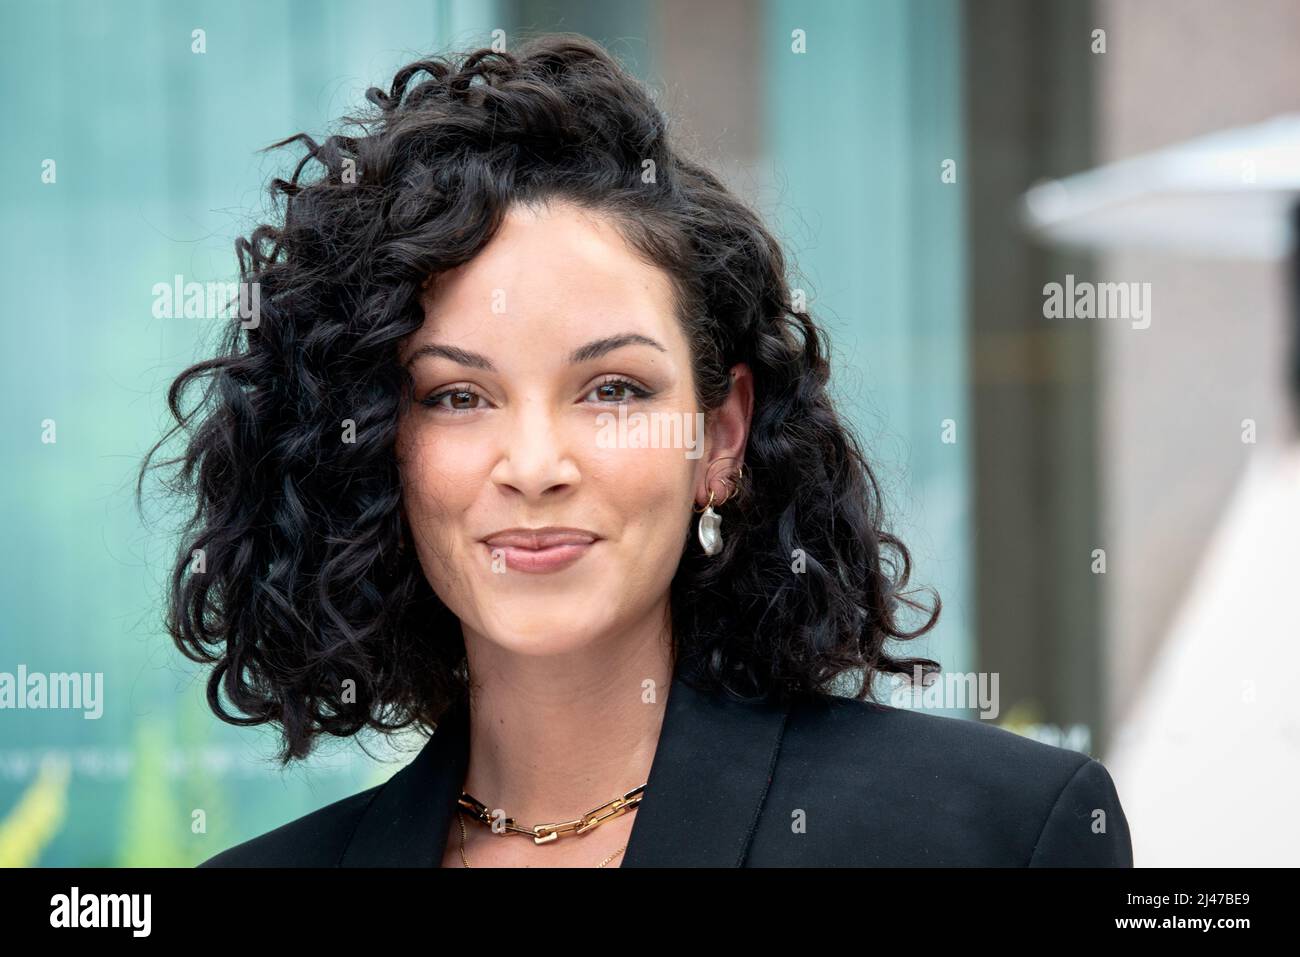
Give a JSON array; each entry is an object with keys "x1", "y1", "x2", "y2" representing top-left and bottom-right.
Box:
[{"x1": 487, "y1": 397, "x2": 582, "y2": 499}]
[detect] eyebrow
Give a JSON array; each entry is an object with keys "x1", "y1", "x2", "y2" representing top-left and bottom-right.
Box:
[{"x1": 404, "y1": 332, "x2": 667, "y2": 371}]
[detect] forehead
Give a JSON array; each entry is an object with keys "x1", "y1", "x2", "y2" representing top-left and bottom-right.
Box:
[{"x1": 410, "y1": 201, "x2": 682, "y2": 354}]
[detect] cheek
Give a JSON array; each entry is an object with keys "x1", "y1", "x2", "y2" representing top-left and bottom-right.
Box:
[
  {"x1": 396, "y1": 424, "x2": 486, "y2": 531},
  {"x1": 396, "y1": 428, "x2": 491, "y2": 610},
  {"x1": 593, "y1": 445, "x2": 695, "y2": 547}
]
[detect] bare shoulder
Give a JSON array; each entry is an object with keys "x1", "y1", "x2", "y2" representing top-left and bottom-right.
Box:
[{"x1": 197, "y1": 783, "x2": 386, "y2": 868}]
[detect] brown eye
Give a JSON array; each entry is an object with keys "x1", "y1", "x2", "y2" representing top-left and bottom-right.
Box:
[
  {"x1": 584, "y1": 377, "x2": 651, "y2": 404},
  {"x1": 422, "y1": 388, "x2": 484, "y2": 412}
]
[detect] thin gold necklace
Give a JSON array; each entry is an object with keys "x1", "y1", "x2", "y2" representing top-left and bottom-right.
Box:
[{"x1": 455, "y1": 783, "x2": 646, "y2": 868}]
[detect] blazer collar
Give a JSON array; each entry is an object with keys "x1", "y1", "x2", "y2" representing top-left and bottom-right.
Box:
[{"x1": 340, "y1": 658, "x2": 791, "y2": 867}]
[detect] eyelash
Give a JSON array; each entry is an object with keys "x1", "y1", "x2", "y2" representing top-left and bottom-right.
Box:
[{"x1": 419, "y1": 376, "x2": 653, "y2": 414}]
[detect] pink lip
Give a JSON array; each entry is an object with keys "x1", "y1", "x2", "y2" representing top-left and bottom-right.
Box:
[{"x1": 480, "y1": 527, "x2": 599, "y2": 574}]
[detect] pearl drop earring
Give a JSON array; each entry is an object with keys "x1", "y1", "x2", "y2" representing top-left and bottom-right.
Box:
[
  {"x1": 693, "y1": 463, "x2": 743, "y2": 557},
  {"x1": 695, "y1": 488, "x2": 723, "y2": 556}
]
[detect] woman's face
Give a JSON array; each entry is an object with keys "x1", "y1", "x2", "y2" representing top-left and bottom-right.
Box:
[{"x1": 396, "y1": 200, "x2": 745, "y2": 657}]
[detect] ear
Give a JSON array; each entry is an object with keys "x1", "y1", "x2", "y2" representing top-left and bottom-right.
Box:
[{"x1": 695, "y1": 363, "x2": 754, "y2": 505}]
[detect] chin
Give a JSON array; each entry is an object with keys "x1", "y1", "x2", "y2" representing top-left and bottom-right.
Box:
[{"x1": 474, "y1": 607, "x2": 611, "y2": 657}]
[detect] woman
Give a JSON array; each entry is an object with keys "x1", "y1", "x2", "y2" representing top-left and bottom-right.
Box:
[{"x1": 144, "y1": 33, "x2": 1132, "y2": 867}]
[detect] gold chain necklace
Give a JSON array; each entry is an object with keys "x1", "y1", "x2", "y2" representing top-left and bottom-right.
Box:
[
  {"x1": 458, "y1": 812, "x2": 627, "y2": 867},
  {"x1": 455, "y1": 783, "x2": 646, "y2": 868}
]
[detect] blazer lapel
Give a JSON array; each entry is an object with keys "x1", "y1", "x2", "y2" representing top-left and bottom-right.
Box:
[
  {"x1": 340, "y1": 690, "x2": 471, "y2": 867},
  {"x1": 620, "y1": 669, "x2": 790, "y2": 867},
  {"x1": 340, "y1": 661, "x2": 791, "y2": 867}
]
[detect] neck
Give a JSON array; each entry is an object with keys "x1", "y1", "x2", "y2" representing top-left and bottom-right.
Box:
[{"x1": 458, "y1": 607, "x2": 675, "y2": 824}]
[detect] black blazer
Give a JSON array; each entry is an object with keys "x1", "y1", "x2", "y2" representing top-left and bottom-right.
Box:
[{"x1": 199, "y1": 664, "x2": 1133, "y2": 867}]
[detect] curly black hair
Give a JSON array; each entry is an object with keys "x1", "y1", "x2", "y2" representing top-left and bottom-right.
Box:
[{"x1": 139, "y1": 32, "x2": 941, "y2": 764}]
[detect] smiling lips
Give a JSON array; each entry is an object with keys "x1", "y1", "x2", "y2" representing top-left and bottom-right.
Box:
[{"x1": 480, "y1": 527, "x2": 599, "y2": 573}]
